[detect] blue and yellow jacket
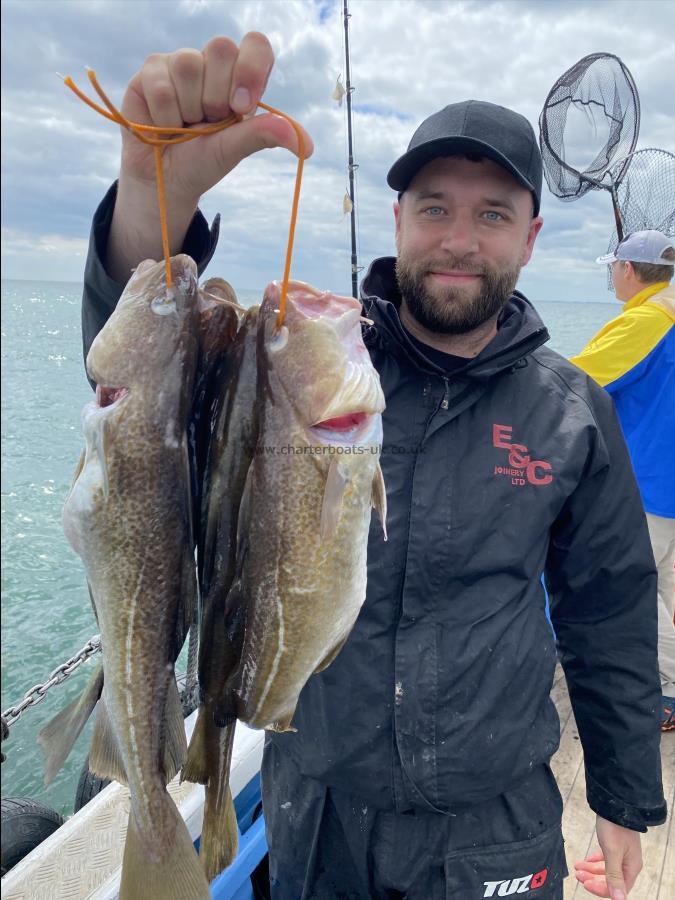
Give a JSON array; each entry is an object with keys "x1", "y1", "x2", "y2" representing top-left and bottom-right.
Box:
[{"x1": 571, "y1": 282, "x2": 675, "y2": 518}]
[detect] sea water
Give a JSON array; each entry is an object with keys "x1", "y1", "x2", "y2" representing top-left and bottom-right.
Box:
[{"x1": 0, "y1": 278, "x2": 617, "y2": 817}]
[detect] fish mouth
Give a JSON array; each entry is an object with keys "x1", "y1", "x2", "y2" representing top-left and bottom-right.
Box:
[
  {"x1": 308, "y1": 411, "x2": 380, "y2": 447},
  {"x1": 96, "y1": 385, "x2": 130, "y2": 409}
]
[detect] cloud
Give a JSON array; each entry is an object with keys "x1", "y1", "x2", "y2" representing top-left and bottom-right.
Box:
[{"x1": 1, "y1": 0, "x2": 673, "y2": 300}]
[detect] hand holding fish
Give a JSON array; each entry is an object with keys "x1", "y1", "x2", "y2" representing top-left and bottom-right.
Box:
[{"x1": 107, "y1": 33, "x2": 314, "y2": 282}]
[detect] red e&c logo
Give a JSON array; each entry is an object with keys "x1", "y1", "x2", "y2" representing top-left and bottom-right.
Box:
[{"x1": 492, "y1": 424, "x2": 553, "y2": 487}]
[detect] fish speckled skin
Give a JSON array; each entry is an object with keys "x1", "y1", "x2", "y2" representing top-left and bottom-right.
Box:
[{"x1": 61, "y1": 256, "x2": 210, "y2": 900}]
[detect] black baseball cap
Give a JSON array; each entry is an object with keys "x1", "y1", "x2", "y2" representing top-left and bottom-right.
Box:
[{"x1": 387, "y1": 100, "x2": 543, "y2": 215}]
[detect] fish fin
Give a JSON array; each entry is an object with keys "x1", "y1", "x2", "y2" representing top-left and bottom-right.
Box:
[
  {"x1": 313, "y1": 633, "x2": 350, "y2": 674},
  {"x1": 67, "y1": 449, "x2": 86, "y2": 496},
  {"x1": 231, "y1": 464, "x2": 254, "y2": 582},
  {"x1": 182, "y1": 705, "x2": 209, "y2": 785},
  {"x1": 320, "y1": 457, "x2": 348, "y2": 541},
  {"x1": 199, "y1": 723, "x2": 239, "y2": 881},
  {"x1": 372, "y1": 462, "x2": 388, "y2": 541},
  {"x1": 163, "y1": 676, "x2": 188, "y2": 783},
  {"x1": 89, "y1": 692, "x2": 127, "y2": 784},
  {"x1": 176, "y1": 541, "x2": 198, "y2": 656},
  {"x1": 183, "y1": 433, "x2": 196, "y2": 558},
  {"x1": 119, "y1": 801, "x2": 210, "y2": 900},
  {"x1": 38, "y1": 663, "x2": 104, "y2": 786},
  {"x1": 267, "y1": 713, "x2": 297, "y2": 733}
]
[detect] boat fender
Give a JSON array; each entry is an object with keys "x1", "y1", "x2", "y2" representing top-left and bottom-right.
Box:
[
  {"x1": 1, "y1": 716, "x2": 9, "y2": 763},
  {"x1": 0, "y1": 797, "x2": 64, "y2": 876},
  {"x1": 73, "y1": 755, "x2": 112, "y2": 813}
]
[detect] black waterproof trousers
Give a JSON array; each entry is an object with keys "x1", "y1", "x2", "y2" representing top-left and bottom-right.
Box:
[{"x1": 262, "y1": 741, "x2": 567, "y2": 899}]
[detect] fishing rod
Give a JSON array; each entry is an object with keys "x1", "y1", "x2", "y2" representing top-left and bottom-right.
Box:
[{"x1": 342, "y1": 0, "x2": 359, "y2": 299}]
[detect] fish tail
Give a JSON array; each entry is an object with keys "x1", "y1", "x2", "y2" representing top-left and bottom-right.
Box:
[
  {"x1": 119, "y1": 800, "x2": 210, "y2": 900},
  {"x1": 200, "y1": 723, "x2": 239, "y2": 881}
]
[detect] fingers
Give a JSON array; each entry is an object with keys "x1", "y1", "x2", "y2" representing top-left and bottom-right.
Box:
[
  {"x1": 122, "y1": 33, "x2": 275, "y2": 129},
  {"x1": 574, "y1": 870, "x2": 611, "y2": 898},
  {"x1": 574, "y1": 853, "x2": 610, "y2": 898},
  {"x1": 139, "y1": 53, "x2": 184, "y2": 129},
  {"x1": 168, "y1": 49, "x2": 204, "y2": 124},
  {"x1": 228, "y1": 31, "x2": 274, "y2": 115},
  {"x1": 202, "y1": 37, "x2": 238, "y2": 120},
  {"x1": 575, "y1": 859, "x2": 607, "y2": 877}
]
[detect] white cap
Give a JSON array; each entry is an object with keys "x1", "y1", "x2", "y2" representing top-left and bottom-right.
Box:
[{"x1": 596, "y1": 230, "x2": 675, "y2": 265}]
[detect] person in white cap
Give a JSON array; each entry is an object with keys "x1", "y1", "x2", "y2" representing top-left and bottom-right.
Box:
[{"x1": 572, "y1": 230, "x2": 675, "y2": 732}]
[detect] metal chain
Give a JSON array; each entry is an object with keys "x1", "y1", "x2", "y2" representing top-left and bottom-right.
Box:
[{"x1": 1, "y1": 634, "x2": 102, "y2": 729}]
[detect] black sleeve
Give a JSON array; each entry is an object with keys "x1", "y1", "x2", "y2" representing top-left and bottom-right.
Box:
[
  {"x1": 81, "y1": 181, "x2": 221, "y2": 388},
  {"x1": 545, "y1": 384, "x2": 667, "y2": 832}
]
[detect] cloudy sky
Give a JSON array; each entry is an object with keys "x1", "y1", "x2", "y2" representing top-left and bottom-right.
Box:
[{"x1": 2, "y1": 0, "x2": 673, "y2": 301}]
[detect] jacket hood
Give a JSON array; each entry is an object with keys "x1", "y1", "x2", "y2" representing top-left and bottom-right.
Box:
[{"x1": 360, "y1": 256, "x2": 549, "y2": 379}]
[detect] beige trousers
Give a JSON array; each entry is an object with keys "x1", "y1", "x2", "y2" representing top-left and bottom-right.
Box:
[{"x1": 646, "y1": 513, "x2": 675, "y2": 693}]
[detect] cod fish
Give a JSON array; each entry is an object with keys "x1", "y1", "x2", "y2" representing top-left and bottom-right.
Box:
[
  {"x1": 184, "y1": 303, "x2": 260, "y2": 880},
  {"x1": 44, "y1": 256, "x2": 210, "y2": 900},
  {"x1": 228, "y1": 280, "x2": 387, "y2": 729}
]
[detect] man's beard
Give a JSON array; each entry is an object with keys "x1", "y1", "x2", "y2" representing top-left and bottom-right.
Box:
[{"x1": 395, "y1": 252, "x2": 521, "y2": 334}]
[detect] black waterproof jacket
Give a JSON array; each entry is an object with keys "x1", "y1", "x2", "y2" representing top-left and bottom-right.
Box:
[{"x1": 82, "y1": 185, "x2": 666, "y2": 832}]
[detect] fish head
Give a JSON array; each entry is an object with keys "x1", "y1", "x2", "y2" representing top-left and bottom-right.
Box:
[
  {"x1": 197, "y1": 278, "x2": 243, "y2": 363},
  {"x1": 65, "y1": 256, "x2": 200, "y2": 552},
  {"x1": 86, "y1": 255, "x2": 199, "y2": 402},
  {"x1": 261, "y1": 281, "x2": 384, "y2": 445}
]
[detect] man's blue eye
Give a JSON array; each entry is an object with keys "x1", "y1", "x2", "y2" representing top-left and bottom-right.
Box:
[
  {"x1": 425, "y1": 207, "x2": 443, "y2": 216},
  {"x1": 484, "y1": 211, "x2": 503, "y2": 221}
]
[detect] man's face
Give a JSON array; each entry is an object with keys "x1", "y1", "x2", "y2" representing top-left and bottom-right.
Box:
[{"x1": 394, "y1": 156, "x2": 543, "y2": 334}]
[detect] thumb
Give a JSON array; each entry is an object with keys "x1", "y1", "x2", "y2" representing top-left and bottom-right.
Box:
[
  {"x1": 603, "y1": 847, "x2": 627, "y2": 900},
  {"x1": 210, "y1": 111, "x2": 313, "y2": 175}
]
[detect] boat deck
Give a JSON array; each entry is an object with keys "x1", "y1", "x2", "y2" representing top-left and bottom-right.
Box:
[{"x1": 551, "y1": 666, "x2": 674, "y2": 899}]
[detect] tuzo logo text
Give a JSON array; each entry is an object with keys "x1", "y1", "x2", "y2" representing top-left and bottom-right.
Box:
[{"x1": 483, "y1": 868, "x2": 549, "y2": 895}]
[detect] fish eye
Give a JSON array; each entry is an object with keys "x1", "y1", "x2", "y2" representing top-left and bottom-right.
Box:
[
  {"x1": 269, "y1": 325, "x2": 289, "y2": 352},
  {"x1": 151, "y1": 293, "x2": 177, "y2": 316}
]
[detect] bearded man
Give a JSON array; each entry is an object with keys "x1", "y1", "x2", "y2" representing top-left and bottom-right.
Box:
[{"x1": 81, "y1": 37, "x2": 666, "y2": 900}]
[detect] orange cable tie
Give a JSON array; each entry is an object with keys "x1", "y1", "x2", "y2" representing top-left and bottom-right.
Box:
[{"x1": 65, "y1": 71, "x2": 307, "y2": 320}]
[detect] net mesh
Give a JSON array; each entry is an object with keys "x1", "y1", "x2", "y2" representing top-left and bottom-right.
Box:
[
  {"x1": 539, "y1": 52, "x2": 640, "y2": 201},
  {"x1": 605, "y1": 148, "x2": 675, "y2": 287}
]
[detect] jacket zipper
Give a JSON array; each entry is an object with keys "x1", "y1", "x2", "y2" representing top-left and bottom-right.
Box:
[
  {"x1": 440, "y1": 377, "x2": 450, "y2": 410},
  {"x1": 391, "y1": 374, "x2": 451, "y2": 812}
]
